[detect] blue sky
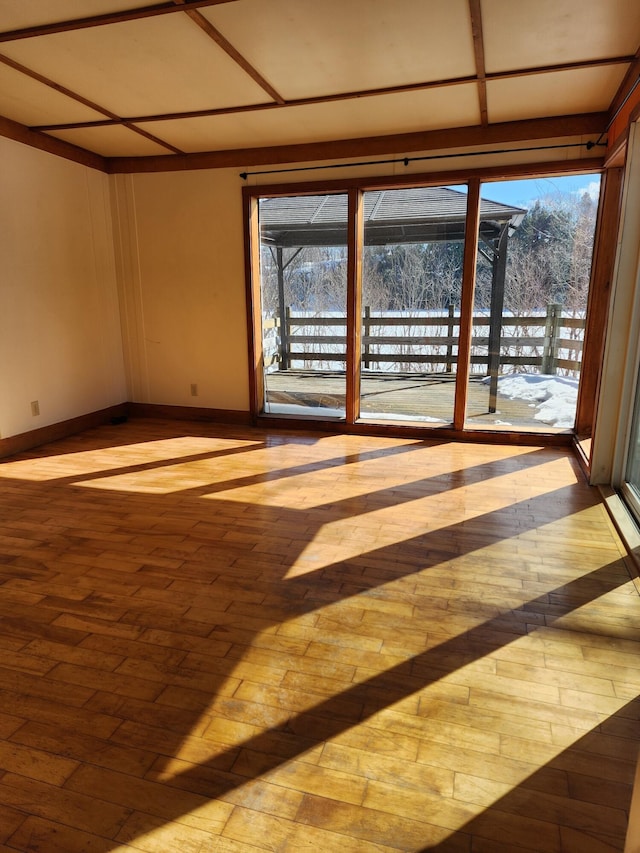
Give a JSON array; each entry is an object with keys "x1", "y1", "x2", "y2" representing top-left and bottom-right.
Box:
[{"x1": 479, "y1": 174, "x2": 601, "y2": 209}]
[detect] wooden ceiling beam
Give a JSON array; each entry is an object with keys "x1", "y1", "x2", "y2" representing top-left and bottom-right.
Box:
[
  {"x1": 468, "y1": 0, "x2": 488, "y2": 125},
  {"x1": 0, "y1": 0, "x2": 240, "y2": 43},
  {"x1": 181, "y1": 8, "x2": 285, "y2": 104},
  {"x1": 31, "y1": 57, "x2": 631, "y2": 133},
  {"x1": 0, "y1": 52, "x2": 183, "y2": 154},
  {"x1": 608, "y1": 44, "x2": 640, "y2": 118},
  {"x1": 106, "y1": 113, "x2": 607, "y2": 173},
  {"x1": 0, "y1": 112, "x2": 105, "y2": 170},
  {"x1": 0, "y1": 109, "x2": 605, "y2": 176},
  {"x1": 491, "y1": 55, "x2": 633, "y2": 81},
  {"x1": 124, "y1": 123, "x2": 184, "y2": 154},
  {"x1": 31, "y1": 74, "x2": 477, "y2": 130},
  {"x1": 0, "y1": 52, "x2": 115, "y2": 118}
]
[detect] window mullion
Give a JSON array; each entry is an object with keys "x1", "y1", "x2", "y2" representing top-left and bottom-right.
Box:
[
  {"x1": 454, "y1": 178, "x2": 481, "y2": 430},
  {"x1": 346, "y1": 187, "x2": 364, "y2": 424}
]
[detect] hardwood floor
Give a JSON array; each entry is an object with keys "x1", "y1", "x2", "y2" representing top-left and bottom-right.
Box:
[{"x1": 0, "y1": 417, "x2": 638, "y2": 852}]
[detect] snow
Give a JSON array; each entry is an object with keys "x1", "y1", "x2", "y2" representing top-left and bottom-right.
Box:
[
  {"x1": 267, "y1": 372, "x2": 579, "y2": 429},
  {"x1": 483, "y1": 373, "x2": 578, "y2": 428},
  {"x1": 264, "y1": 403, "x2": 345, "y2": 419},
  {"x1": 361, "y1": 411, "x2": 445, "y2": 424}
]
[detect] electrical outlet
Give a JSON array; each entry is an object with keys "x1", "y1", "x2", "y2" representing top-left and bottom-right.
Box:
[
  {"x1": 30, "y1": 400, "x2": 40, "y2": 416},
  {"x1": 190, "y1": 383, "x2": 198, "y2": 397}
]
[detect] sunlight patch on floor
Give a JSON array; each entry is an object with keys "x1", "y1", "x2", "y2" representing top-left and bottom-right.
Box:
[{"x1": 0, "y1": 436, "x2": 261, "y2": 481}]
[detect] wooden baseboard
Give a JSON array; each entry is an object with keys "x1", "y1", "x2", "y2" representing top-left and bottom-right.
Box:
[
  {"x1": 127, "y1": 402, "x2": 252, "y2": 425},
  {"x1": 0, "y1": 404, "x2": 129, "y2": 458},
  {"x1": 0, "y1": 402, "x2": 251, "y2": 459},
  {"x1": 0, "y1": 400, "x2": 577, "y2": 460}
]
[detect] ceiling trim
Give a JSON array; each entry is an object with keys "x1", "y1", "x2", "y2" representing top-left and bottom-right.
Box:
[
  {"x1": 0, "y1": 0, "x2": 240, "y2": 43},
  {"x1": 31, "y1": 58, "x2": 629, "y2": 134},
  {"x1": 105, "y1": 112, "x2": 607, "y2": 173},
  {"x1": 0, "y1": 52, "x2": 183, "y2": 154},
  {"x1": 491, "y1": 56, "x2": 633, "y2": 82},
  {"x1": 0, "y1": 112, "x2": 105, "y2": 170},
  {"x1": 32, "y1": 75, "x2": 479, "y2": 130},
  {"x1": 0, "y1": 2, "x2": 634, "y2": 169},
  {"x1": 609, "y1": 47, "x2": 640, "y2": 118},
  {"x1": 182, "y1": 8, "x2": 285, "y2": 104},
  {"x1": 605, "y1": 61, "x2": 640, "y2": 165},
  {"x1": 0, "y1": 111, "x2": 606, "y2": 177},
  {"x1": 468, "y1": 0, "x2": 488, "y2": 126},
  {"x1": 0, "y1": 51, "x2": 109, "y2": 116}
]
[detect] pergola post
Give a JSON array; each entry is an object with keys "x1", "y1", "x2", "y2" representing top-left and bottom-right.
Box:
[
  {"x1": 276, "y1": 247, "x2": 290, "y2": 370},
  {"x1": 487, "y1": 223, "x2": 509, "y2": 414},
  {"x1": 259, "y1": 190, "x2": 524, "y2": 419}
]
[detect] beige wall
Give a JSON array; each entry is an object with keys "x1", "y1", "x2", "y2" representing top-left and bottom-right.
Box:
[
  {"x1": 0, "y1": 133, "x2": 607, "y2": 437},
  {"x1": 0, "y1": 138, "x2": 126, "y2": 439},
  {"x1": 111, "y1": 169, "x2": 250, "y2": 412},
  {"x1": 111, "y1": 137, "x2": 600, "y2": 417}
]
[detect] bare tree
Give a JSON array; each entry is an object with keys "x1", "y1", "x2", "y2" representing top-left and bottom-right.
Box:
[{"x1": 259, "y1": 188, "x2": 598, "y2": 377}]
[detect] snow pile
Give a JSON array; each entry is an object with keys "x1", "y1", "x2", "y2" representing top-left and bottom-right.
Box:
[{"x1": 483, "y1": 373, "x2": 578, "y2": 428}]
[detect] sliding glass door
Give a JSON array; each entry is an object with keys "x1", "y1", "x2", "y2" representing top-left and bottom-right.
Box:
[
  {"x1": 250, "y1": 171, "x2": 602, "y2": 435},
  {"x1": 624, "y1": 382, "x2": 640, "y2": 518},
  {"x1": 359, "y1": 186, "x2": 467, "y2": 424},
  {"x1": 258, "y1": 194, "x2": 348, "y2": 418},
  {"x1": 466, "y1": 178, "x2": 600, "y2": 431}
]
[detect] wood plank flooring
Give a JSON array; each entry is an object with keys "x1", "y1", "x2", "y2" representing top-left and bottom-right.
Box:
[{"x1": 0, "y1": 418, "x2": 638, "y2": 852}]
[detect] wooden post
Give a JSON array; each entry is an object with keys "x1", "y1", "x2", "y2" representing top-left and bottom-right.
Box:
[
  {"x1": 445, "y1": 303, "x2": 455, "y2": 373},
  {"x1": 542, "y1": 302, "x2": 561, "y2": 375},
  {"x1": 284, "y1": 306, "x2": 292, "y2": 369},
  {"x1": 276, "y1": 247, "x2": 290, "y2": 370},
  {"x1": 243, "y1": 193, "x2": 264, "y2": 419},
  {"x1": 346, "y1": 188, "x2": 364, "y2": 424},
  {"x1": 453, "y1": 178, "x2": 481, "y2": 431},
  {"x1": 487, "y1": 223, "x2": 509, "y2": 414},
  {"x1": 363, "y1": 306, "x2": 371, "y2": 370},
  {"x1": 575, "y1": 167, "x2": 624, "y2": 437}
]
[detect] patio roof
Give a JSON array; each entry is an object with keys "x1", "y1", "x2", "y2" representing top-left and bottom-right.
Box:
[{"x1": 259, "y1": 187, "x2": 527, "y2": 247}]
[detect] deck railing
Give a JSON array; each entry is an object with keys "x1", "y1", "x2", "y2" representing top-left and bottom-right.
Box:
[{"x1": 264, "y1": 303, "x2": 585, "y2": 376}]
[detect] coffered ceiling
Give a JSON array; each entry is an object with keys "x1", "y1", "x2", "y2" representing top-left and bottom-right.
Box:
[{"x1": 0, "y1": 0, "x2": 637, "y2": 165}]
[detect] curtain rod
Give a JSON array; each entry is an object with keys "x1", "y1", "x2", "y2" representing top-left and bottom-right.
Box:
[{"x1": 239, "y1": 140, "x2": 606, "y2": 180}]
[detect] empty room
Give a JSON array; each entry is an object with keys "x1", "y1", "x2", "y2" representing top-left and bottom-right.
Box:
[{"x1": 1, "y1": 1, "x2": 640, "y2": 851}]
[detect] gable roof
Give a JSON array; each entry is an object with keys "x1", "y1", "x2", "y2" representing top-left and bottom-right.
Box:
[{"x1": 260, "y1": 187, "x2": 526, "y2": 246}]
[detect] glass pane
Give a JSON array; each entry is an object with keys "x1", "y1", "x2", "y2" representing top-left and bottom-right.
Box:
[
  {"x1": 625, "y1": 371, "x2": 640, "y2": 507},
  {"x1": 258, "y1": 194, "x2": 348, "y2": 417},
  {"x1": 359, "y1": 186, "x2": 467, "y2": 424},
  {"x1": 466, "y1": 175, "x2": 601, "y2": 431}
]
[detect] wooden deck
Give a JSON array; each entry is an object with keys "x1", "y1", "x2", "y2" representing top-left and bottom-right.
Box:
[
  {"x1": 0, "y1": 418, "x2": 638, "y2": 852},
  {"x1": 266, "y1": 370, "x2": 571, "y2": 431}
]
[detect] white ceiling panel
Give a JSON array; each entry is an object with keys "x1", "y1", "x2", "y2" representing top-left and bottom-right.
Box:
[
  {"x1": 46, "y1": 124, "x2": 175, "y2": 157},
  {"x1": 0, "y1": 61, "x2": 105, "y2": 126},
  {"x1": 0, "y1": 14, "x2": 269, "y2": 117},
  {"x1": 0, "y1": 1, "x2": 634, "y2": 161},
  {"x1": 203, "y1": 0, "x2": 476, "y2": 99},
  {"x1": 482, "y1": 0, "x2": 640, "y2": 73},
  {"x1": 487, "y1": 65, "x2": 629, "y2": 123},
  {"x1": 139, "y1": 84, "x2": 481, "y2": 153},
  {"x1": 0, "y1": 1, "x2": 158, "y2": 31}
]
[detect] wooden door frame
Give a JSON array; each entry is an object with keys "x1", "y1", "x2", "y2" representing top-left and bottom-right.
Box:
[{"x1": 243, "y1": 158, "x2": 611, "y2": 445}]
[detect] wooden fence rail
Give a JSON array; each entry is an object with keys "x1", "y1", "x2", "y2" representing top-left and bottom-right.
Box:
[{"x1": 264, "y1": 304, "x2": 585, "y2": 376}]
